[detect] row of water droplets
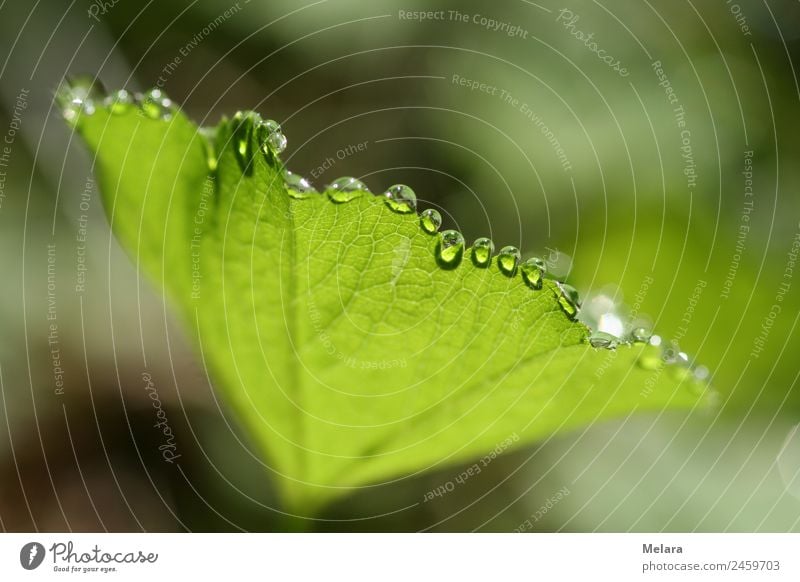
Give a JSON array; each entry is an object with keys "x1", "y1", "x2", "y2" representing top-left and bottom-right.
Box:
[
  {"x1": 279, "y1": 167, "x2": 709, "y2": 384},
  {"x1": 248, "y1": 110, "x2": 710, "y2": 386},
  {"x1": 277, "y1": 161, "x2": 585, "y2": 323},
  {"x1": 57, "y1": 76, "x2": 176, "y2": 125},
  {"x1": 578, "y1": 288, "x2": 710, "y2": 382},
  {"x1": 57, "y1": 82, "x2": 709, "y2": 387}
]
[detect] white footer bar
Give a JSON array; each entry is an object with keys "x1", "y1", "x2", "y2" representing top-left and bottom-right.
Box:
[{"x1": 1, "y1": 533, "x2": 797, "y2": 580}]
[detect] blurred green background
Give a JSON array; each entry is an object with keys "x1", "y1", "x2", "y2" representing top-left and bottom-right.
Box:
[{"x1": 1, "y1": 0, "x2": 800, "y2": 531}]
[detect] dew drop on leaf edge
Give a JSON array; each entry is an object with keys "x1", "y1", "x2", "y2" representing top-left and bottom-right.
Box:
[
  {"x1": 57, "y1": 75, "x2": 106, "y2": 125},
  {"x1": 497, "y1": 246, "x2": 521, "y2": 276},
  {"x1": 104, "y1": 89, "x2": 133, "y2": 115},
  {"x1": 588, "y1": 331, "x2": 619, "y2": 349},
  {"x1": 521, "y1": 257, "x2": 546, "y2": 290},
  {"x1": 438, "y1": 230, "x2": 465, "y2": 267},
  {"x1": 267, "y1": 131, "x2": 287, "y2": 153},
  {"x1": 258, "y1": 119, "x2": 287, "y2": 155},
  {"x1": 420, "y1": 208, "x2": 442, "y2": 234},
  {"x1": 139, "y1": 88, "x2": 174, "y2": 120},
  {"x1": 284, "y1": 170, "x2": 318, "y2": 199},
  {"x1": 327, "y1": 176, "x2": 369, "y2": 203},
  {"x1": 661, "y1": 341, "x2": 681, "y2": 365},
  {"x1": 630, "y1": 326, "x2": 652, "y2": 344},
  {"x1": 383, "y1": 184, "x2": 417, "y2": 214},
  {"x1": 471, "y1": 237, "x2": 494, "y2": 267},
  {"x1": 556, "y1": 282, "x2": 580, "y2": 320}
]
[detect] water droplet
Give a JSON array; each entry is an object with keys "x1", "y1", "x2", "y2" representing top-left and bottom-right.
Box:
[
  {"x1": 383, "y1": 184, "x2": 417, "y2": 214},
  {"x1": 437, "y1": 230, "x2": 465, "y2": 268},
  {"x1": 555, "y1": 282, "x2": 580, "y2": 320},
  {"x1": 520, "y1": 257, "x2": 546, "y2": 290},
  {"x1": 284, "y1": 170, "x2": 318, "y2": 199},
  {"x1": 139, "y1": 89, "x2": 174, "y2": 119},
  {"x1": 56, "y1": 75, "x2": 105, "y2": 125},
  {"x1": 103, "y1": 89, "x2": 133, "y2": 114},
  {"x1": 59, "y1": 97, "x2": 89, "y2": 125},
  {"x1": 327, "y1": 176, "x2": 369, "y2": 202},
  {"x1": 267, "y1": 131, "x2": 287, "y2": 153},
  {"x1": 471, "y1": 237, "x2": 494, "y2": 267},
  {"x1": 589, "y1": 331, "x2": 618, "y2": 349},
  {"x1": 649, "y1": 334, "x2": 662, "y2": 347},
  {"x1": 497, "y1": 246, "x2": 521, "y2": 276},
  {"x1": 630, "y1": 327, "x2": 652, "y2": 343},
  {"x1": 576, "y1": 288, "x2": 629, "y2": 339},
  {"x1": 258, "y1": 119, "x2": 287, "y2": 154},
  {"x1": 661, "y1": 341, "x2": 681, "y2": 364},
  {"x1": 420, "y1": 208, "x2": 442, "y2": 234}
]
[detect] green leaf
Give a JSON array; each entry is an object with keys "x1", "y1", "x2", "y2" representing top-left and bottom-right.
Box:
[{"x1": 68, "y1": 90, "x2": 712, "y2": 513}]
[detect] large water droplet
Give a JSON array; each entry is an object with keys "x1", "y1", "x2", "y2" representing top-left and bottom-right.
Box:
[
  {"x1": 520, "y1": 257, "x2": 546, "y2": 290},
  {"x1": 383, "y1": 184, "x2": 417, "y2": 214},
  {"x1": 258, "y1": 119, "x2": 287, "y2": 154},
  {"x1": 139, "y1": 88, "x2": 174, "y2": 120},
  {"x1": 420, "y1": 209, "x2": 442, "y2": 234},
  {"x1": 577, "y1": 288, "x2": 629, "y2": 339},
  {"x1": 497, "y1": 246, "x2": 521, "y2": 276},
  {"x1": 327, "y1": 176, "x2": 369, "y2": 202},
  {"x1": 268, "y1": 132, "x2": 287, "y2": 153},
  {"x1": 103, "y1": 89, "x2": 133, "y2": 115},
  {"x1": 471, "y1": 237, "x2": 494, "y2": 267},
  {"x1": 556, "y1": 282, "x2": 580, "y2": 320},
  {"x1": 284, "y1": 170, "x2": 318, "y2": 199},
  {"x1": 437, "y1": 230, "x2": 465, "y2": 268},
  {"x1": 589, "y1": 331, "x2": 618, "y2": 349}
]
